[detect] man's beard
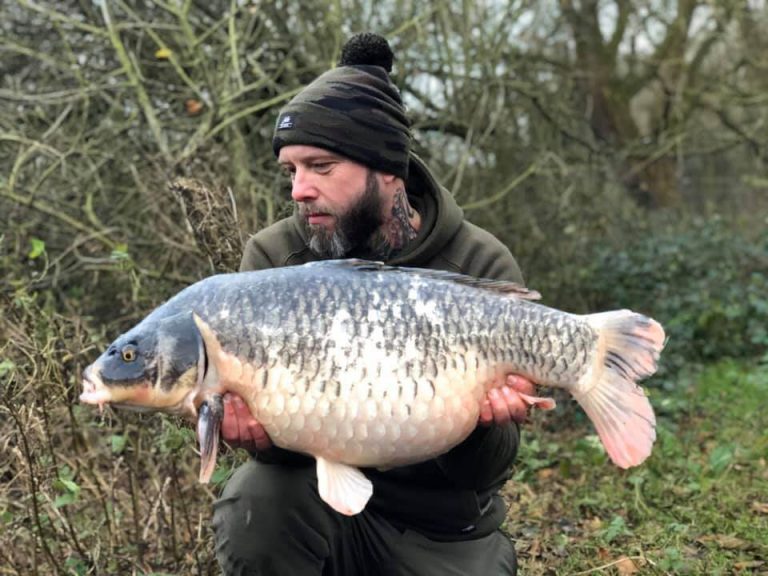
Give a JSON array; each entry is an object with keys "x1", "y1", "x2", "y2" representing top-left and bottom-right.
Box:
[{"x1": 298, "y1": 171, "x2": 384, "y2": 259}]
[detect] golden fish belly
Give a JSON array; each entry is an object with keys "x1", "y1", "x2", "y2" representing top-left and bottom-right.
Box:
[{"x1": 238, "y1": 360, "x2": 501, "y2": 468}]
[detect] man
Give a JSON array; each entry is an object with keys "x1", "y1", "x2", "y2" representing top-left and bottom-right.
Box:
[{"x1": 213, "y1": 33, "x2": 536, "y2": 575}]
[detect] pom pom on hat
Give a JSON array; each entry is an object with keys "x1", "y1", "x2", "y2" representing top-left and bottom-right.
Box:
[
  {"x1": 272, "y1": 33, "x2": 411, "y2": 179},
  {"x1": 339, "y1": 32, "x2": 394, "y2": 71}
]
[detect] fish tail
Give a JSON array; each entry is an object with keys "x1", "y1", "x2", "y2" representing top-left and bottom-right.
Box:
[{"x1": 572, "y1": 310, "x2": 665, "y2": 468}]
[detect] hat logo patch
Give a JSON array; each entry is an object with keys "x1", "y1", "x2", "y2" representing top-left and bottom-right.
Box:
[{"x1": 277, "y1": 114, "x2": 294, "y2": 130}]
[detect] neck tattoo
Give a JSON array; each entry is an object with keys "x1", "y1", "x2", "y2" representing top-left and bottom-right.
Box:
[{"x1": 368, "y1": 188, "x2": 418, "y2": 260}]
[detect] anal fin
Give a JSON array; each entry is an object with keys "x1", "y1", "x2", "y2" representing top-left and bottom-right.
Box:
[{"x1": 316, "y1": 457, "x2": 372, "y2": 516}]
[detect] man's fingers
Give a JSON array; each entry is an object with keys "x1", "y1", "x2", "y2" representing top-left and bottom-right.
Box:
[
  {"x1": 479, "y1": 398, "x2": 494, "y2": 426},
  {"x1": 231, "y1": 393, "x2": 247, "y2": 413},
  {"x1": 488, "y1": 388, "x2": 512, "y2": 425},
  {"x1": 247, "y1": 420, "x2": 273, "y2": 451},
  {"x1": 478, "y1": 381, "x2": 538, "y2": 426},
  {"x1": 501, "y1": 386, "x2": 528, "y2": 423},
  {"x1": 232, "y1": 395, "x2": 251, "y2": 440},
  {"x1": 505, "y1": 374, "x2": 536, "y2": 396},
  {"x1": 220, "y1": 394, "x2": 240, "y2": 442},
  {"x1": 220, "y1": 392, "x2": 269, "y2": 451}
]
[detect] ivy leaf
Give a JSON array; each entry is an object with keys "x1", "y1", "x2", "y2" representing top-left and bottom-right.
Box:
[
  {"x1": 708, "y1": 444, "x2": 734, "y2": 474},
  {"x1": 601, "y1": 515, "x2": 631, "y2": 543},
  {"x1": 110, "y1": 243, "x2": 130, "y2": 261},
  {"x1": 111, "y1": 434, "x2": 127, "y2": 454},
  {"x1": 54, "y1": 493, "x2": 77, "y2": 508},
  {"x1": 0, "y1": 360, "x2": 15, "y2": 377},
  {"x1": 28, "y1": 238, "x2": 45, "y2": 259},
  {"x1": 210, "y1": 465, "x2": 233, "y2": 487},
  {"x1": 59, "y1": 478, "x2": 80, "y2": 495}
]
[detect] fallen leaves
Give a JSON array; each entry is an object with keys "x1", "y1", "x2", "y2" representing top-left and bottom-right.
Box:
[
  {"x1": 184, "y1": 99, "x2": 204, "y2": 116},
  {"x1": 752, "y1": 501, "x2": 768, "y2": 514},
  {"x1": 584, "y1": 516, "x2": 603, "y2": 532},
  {"x1": 572, "y1": 555, "x2": 646, "y2": 575},
  {"x1": 696, "y1": 534, "x2": 751, "y2": 550},
  {"x1": 614, "y1": 556, "x2": 641, "y2": 575},
  {"x1": 536, "y1": 467, "x2": 557, "y2": 480},
  {"x1": 733, "y1": 560, "x2": 765, "y2": 572}
]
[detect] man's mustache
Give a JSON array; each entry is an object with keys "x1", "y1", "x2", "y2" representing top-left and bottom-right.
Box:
[{"x1": 298, "y1": 203, "x2": 337, "y2": 218}]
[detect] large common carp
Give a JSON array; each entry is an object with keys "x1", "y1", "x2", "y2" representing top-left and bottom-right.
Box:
[{"x1": 80, "y1": 260, "x2": 665, "y2": 515}]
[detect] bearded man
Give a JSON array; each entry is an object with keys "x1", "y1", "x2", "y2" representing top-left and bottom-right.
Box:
[{"x1": 214, "y1": 32, "x2": 535, "y2": 576}]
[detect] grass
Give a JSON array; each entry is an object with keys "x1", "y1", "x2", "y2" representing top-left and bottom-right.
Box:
[{"x1": 505, "y1": 360, "x2": 768, "y2": 575}]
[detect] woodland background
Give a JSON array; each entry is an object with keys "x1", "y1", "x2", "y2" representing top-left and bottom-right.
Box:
[{"x1": 1, "y1": 1, "x2": 767, "y2": 574}]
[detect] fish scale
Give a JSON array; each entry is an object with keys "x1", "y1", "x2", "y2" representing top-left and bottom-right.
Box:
[{"x1": 81, "y1": 259, "x2": 665, "y2": 516}]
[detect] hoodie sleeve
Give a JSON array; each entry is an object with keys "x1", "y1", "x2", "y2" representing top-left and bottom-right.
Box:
[{"x1": 435, "y1": 423, "x2": 520, "y2": 491}]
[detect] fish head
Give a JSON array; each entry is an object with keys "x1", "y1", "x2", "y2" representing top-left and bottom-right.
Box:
[{"x1": 80, "y1": 312, "x2": 204, "y2": 419}]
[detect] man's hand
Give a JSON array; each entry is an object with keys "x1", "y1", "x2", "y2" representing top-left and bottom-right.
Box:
[
  {"x1": 479, "y1": 374, "x2": 549, "y2": 426},
  {"x1": 221, "y1": 393, "x2": 273, "y2": 452}
]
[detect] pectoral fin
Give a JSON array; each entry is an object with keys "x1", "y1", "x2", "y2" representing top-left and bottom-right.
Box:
[
  {"x1": 316, "y1": 457, "x2": 372, "y2": 516},
  {"x1": 197, "y1": 394, "x2": 223, "y2": 483}
]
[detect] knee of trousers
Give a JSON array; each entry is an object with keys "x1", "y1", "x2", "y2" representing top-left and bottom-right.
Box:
[{"x1": 212, "y1": 459, "x2": 333, "y2": 562}]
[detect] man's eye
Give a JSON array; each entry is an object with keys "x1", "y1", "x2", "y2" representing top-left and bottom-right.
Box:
[
  {"x1": 281, "y1": 167, "x2": 296, "y2": 180},
  {"x1": 312, "y1": 163, "x2": 332, "y2": 173}
]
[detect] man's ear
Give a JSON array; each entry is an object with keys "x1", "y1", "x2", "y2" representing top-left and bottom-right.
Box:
[{"x1": 376, "y1": 172, "x2": 405, "y2": 203}]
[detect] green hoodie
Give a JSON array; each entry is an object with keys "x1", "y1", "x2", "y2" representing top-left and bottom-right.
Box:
[
  {"x1": 239, "y1": 153, "x2": 524, "y2": 541},
  {"x1": 241, "y1": 154, "x2": 523, "y2": 283}
]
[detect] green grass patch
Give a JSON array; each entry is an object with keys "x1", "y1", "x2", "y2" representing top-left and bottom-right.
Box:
[{"x1": 505, "y1": 360, "x2": 768, "y2": 575}]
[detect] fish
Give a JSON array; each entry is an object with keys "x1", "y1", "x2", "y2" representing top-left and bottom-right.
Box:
[{"x1": 80, "y1": 259, "x2": 665, "y2": 515}]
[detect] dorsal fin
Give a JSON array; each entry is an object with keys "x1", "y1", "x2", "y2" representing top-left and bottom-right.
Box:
[{"x1": 304, "y1": 259, "x2": 541, "y2": 300}]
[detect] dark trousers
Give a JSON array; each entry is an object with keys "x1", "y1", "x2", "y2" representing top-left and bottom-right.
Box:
[{"x1": 212, "y1": 459, "x2": 517, "y2": 576}]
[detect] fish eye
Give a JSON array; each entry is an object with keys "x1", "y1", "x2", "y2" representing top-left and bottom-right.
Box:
[{"x1": 121, "y1": 346, "x2": 137, "y2": 362}]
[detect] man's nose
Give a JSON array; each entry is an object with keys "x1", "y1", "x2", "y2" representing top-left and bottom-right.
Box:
[{"x1": 290, "y1": 169, "x2": 319, "y2": 203}]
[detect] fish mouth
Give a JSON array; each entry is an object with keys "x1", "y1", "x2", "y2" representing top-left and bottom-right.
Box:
[{"x1": 80, "y1": 366, "x2": 113, "y2": 412}]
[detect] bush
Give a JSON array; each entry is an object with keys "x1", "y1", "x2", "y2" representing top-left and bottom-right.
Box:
[{"x1": 577, "y1": 217, "x2": 768, "y2": 372}]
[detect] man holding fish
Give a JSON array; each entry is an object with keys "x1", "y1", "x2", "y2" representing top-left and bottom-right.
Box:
[{"x1": 215, "y1": 32, "x2": 535, "y2": 575}]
